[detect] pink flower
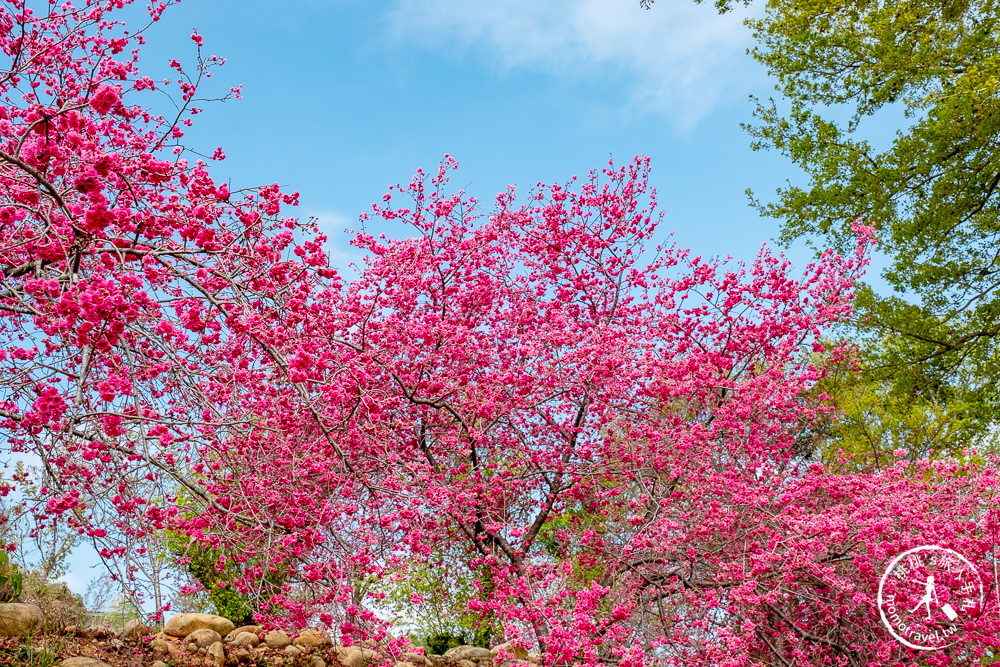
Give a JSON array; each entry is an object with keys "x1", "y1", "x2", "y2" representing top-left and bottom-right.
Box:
[{"x1": 88, "y1": 84, "x2": 119, "y2": 115}]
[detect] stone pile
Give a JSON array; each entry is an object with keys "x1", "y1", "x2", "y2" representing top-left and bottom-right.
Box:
[
  {"x1": 142, "y1": 612, "x2": 543, "y2": 667},
  {"x1": 1, "y1": 603, "x2": 543, "y2": 667},
  {"x1": 141, "y1": 612, "x2": 323, "y2": 666}
]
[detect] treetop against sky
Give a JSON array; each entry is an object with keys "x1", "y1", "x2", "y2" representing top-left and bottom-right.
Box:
[
  {"x1": 123, "y1": 0, "x2": 816, "y2": 274},
  {"x1": 5, "y1": 1, "x2": 999, "y2": 665}
]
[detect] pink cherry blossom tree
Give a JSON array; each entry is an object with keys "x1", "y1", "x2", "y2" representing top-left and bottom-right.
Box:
[
  {"x1": 2, "y1": 2, "x2": 999, "y2": 666},
  {"x1": 183, "y1": 153, "x2": 1000, "y2": 663},
  {"x1": 0, "y1": 0, "x2": 326, "y2": 615}
]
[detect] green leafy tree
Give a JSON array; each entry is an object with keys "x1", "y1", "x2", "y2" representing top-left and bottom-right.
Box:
[
  {"x1": 639, "y1": 0, "x2": 1000, "y2": 466},
  {"x1": 800, "y1": 348, "x2": 996, "y2": 471},
  {"x1": 168, "y1": 532, "x2": 253, "y2": 625},
  {"x1": 641, "y1": 0, "x2": 1000, "y2": 458},
  {"x1": 738, "y1": 0, "x2": 1000, "y2": 409},
  {"x1": 379, "y1": 542, "x2": 498, "y2": 650},
  {"x1": 166, "y1": 531, "x2": 287, "y2": 626}
]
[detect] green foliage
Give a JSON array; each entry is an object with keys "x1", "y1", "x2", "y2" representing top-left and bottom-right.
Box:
[
  {"x1": 166, "y1": 532, "x2": 261, "y2": 625},
  {"x1": 15, "y1": 644, "x2": 58, "y2": 667},
  {"x1": 743, "y1": 0, "x2": 1000, "y2": 409},
  {"x1": 537, "y1": 507, "x2": 610, "y2": 587},
  {"x1": 640, "y1": 0, "x2": 752, "y2": 12},
  {"x1": 802, "y1": 349, "x2": 996, "y2": 472},
  {"x1": 379, "y1": 542, "x2": 499, "y2": 651},
  {"x1": 733, "y1": 0, "x2": 1000, "y2": 459},
  {"x1": 0, "y1": 637, "x2": 64, "y2": 667},
  {"x1": 0, "y1": 551, "x2": 22, "y2": 602},
  {"x1": 165, "y1": 483, "x2": 287, "y2": 625},
  {"x1": 426, "y1": 632, "x2": 467, "y2": 654},
  {"x1": 424, "y1": 628, "x2": 491, "y2": 653}
]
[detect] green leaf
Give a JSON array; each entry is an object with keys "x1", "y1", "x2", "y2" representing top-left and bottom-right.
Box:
[{"x1": 744, "y1": 0, "x2": 1000, "y2": 440}]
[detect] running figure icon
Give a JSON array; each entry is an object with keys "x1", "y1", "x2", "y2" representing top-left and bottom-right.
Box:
[{"x1": 909, "y1": 574, "x2": 958, "y2": 621}]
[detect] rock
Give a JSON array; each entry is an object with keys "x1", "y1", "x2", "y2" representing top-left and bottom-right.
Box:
[
  {"x1": 0, "y1": 603, "x2": 44, "y2": 636},
  {"x1": 152, "y1": 661, "x2": 168, "y2": 667},
  {"x1": 149, "y1": 635, "x2": 176, "y2": 653},
  {"x1": 285, "y1": 645, "x2": 303, "y2": 658},
  {"x1": 396, "y1": 661, "x2": 417, "y2": 667},
  {"x1": 234, "y1": 648, "x2": 250, "y2": 661},
  {"x1": 456, "y1": 661, "x2": 476, "y2": 667},
  {"x1": 404, "y1": 653, "x2": 432, "y2": 667},
  {"x1": 58, "y1": 659, "x2": 113, "y2": 667},
  {"x1": 163, "y1": 612, "x2": 235, "y2": 638},
  {"x1": 309, "y1": 657, "x2": 327, "y2": 667},
  {"x1": 335, "y1": 646, "x2": 375, "y2": 667},
  {"x1": 225, "y1": 624, "x2": 262, "y2": 641},
  {"x1": 187, "y1": 627, "x2": 223, "y2": 647},
  {"x1": 232, "y1": 631, "x2": 260, "y2": 647},
  {"x1": 84, "y1": 624, "x2": 114, "y2": 639},
  {"x1": 294, "y1": 629, "x2": 328, "y2": 647},
  {"x1": 164, "y1": 640, "x2": 183, "y2": 658},
  {"x1": 208, "y1": 640, "x2": 225, "y2": 667},
  {"x1": 265, "y1": 629, "x2": 292, "y2": 649},
  {"x1": 444, "y1": 647, "x2": 494, "y2": 662},
  {"x1": 492, "y1": 643, "x2": 528, "y2": 661},
  {"x1": 121, "y1": 619, "x2": 149, "y2": 640},
  {"x1": 526, "y1": 653, "x2": 542, "y2": 665},
  {"x1": 444, "y1": 647, "x2": 495, "y2": 662}
]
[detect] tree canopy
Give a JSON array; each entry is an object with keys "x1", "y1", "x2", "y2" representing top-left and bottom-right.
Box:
[
  {"x1": 743, "y1": 0, "x2": 1000, "y2": 419},
  {"x1": 4, "y1": 1, "x2": 1000, "y2": 664}
]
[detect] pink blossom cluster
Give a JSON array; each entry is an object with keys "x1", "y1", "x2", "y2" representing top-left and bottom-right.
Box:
[{"x1": 0, "y1": 2, "x2": 998, "y2": 666}]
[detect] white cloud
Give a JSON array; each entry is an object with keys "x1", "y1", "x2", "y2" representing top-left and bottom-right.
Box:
[{"x1": 385, "y1": 0, "x2": 760, "y2": 128}]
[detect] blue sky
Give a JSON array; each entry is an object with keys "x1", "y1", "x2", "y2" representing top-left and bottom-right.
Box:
[
  {"x1": 130, "y1": 0, "x2": 812, "y2": 270},
  {"x1": 63, "y1": 0, "x2": 832, "y2": 597}
]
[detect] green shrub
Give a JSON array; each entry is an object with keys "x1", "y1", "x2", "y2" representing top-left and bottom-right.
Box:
[
  {"x1": 16, "y1": 644, "x2": 59, "y2": 667},
  {"x1": 426, "y1": 632, "x2": 467, "y2": 655},
  {"x1": 0, "y1": 551, "x2": 22, "y2": 602},
  {"x1": 423, "y1": 628, "x2": 492, "y2": 653},
  {"x1": 166, "y1": 531, "x2": 285, "y2": 625}
]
